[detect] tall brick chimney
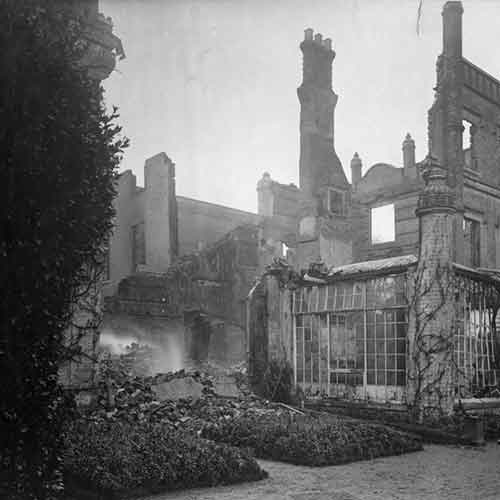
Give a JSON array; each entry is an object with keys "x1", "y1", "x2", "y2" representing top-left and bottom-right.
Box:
[
  {"x1": 443, "y1": 1, "x2": 463, "y2": 60},
  {"x1": 297, "y1": 28, "x2": 348, "y2": 200},
  {"x1": 144, "y1": 153, "x2": 178, "y2": 271}
]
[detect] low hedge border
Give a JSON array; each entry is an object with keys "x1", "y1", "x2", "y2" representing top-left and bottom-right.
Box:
[
  {"x1": 63, "y1": 419, "x2": 268, "y2": 499},
  {"x1": 202, "y1": 411, "x2": 423, "y2": 466}
]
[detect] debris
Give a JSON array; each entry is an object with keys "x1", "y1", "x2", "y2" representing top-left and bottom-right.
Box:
[{"x1": 152, "y1": 376, "x2": 204, "y2": 401}]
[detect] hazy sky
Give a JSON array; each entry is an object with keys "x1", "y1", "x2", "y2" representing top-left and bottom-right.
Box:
[{"x1": 101, "y1": 0, "x2": 500, "y2": 213}]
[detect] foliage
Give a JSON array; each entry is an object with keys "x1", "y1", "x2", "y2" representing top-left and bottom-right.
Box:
[
  {"x1": 202, "y1": 411, "x2": 423, "y2": 466},
  {"x1": 0, "y1": 1, "x2": 127, "y2": 498},
  {"x1": 258, "y1": 359, "x2": 294, "y2": 404},
  {"x1": 63, "y1": 419, "x2": 267, "y2": 498}
]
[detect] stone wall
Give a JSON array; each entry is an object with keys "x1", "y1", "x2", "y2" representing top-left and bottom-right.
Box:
[{"x1": 177, "y1": 196, "x2": 259, "y2": 255}]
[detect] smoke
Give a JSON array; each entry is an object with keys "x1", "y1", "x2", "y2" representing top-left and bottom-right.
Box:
[
  {"x1": 99, "y1": 329, "x2": 144, "y2": 355},
  {"x1": 98, "y1": 322, "x2": 185, "y2": 374},
  {"x1": 151, "y1": 334, "x2": 183, "y2": 373}
]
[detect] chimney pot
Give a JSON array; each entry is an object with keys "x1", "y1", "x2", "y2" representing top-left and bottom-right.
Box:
[
  {"x1": 304, "y1": 28, "x2": 313, "y2": 41},
  {"x1": 314, "y1": 33, "x2": 323, "y2": 45},
  {"x1": 323, "y1": 38, "x2": 332, "y2": 50}
]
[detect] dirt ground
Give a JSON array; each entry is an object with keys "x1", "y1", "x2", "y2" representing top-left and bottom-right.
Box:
[{"x1": 143, "y1": 442, "x2": 500, "y2": 500}]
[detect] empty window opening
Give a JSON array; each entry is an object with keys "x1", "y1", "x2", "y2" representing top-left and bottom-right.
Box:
[
  {"x1": 281, "y1": 241, "x2": 289, "y2": 258},
  {"x1": 462, "y1": 119, "x2": 477, "y2": 170},
  {"x1": 328, "y1": 188, "x2": 346, "y2": 216},
  {"x1": 462, "y1": 119, "x2": 472, "y2": 152},
  {"x1": 371, "y1": 204, "x2": 395, "y2": 244},
  {"x1": 463, "y1": 217, "x2": 480, "y2": 268}
]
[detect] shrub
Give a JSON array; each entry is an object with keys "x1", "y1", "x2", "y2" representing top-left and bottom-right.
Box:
[
  {"x1": 258, "y1": 359, "x2": 294, "y2": 404},
  {"x1": 0, "y1": 1, "x2": 127, "y2": 497},
  {"x1": 202, "y1": 411, "x2": 423, "y2": 466},
  {"x1": 63, "y1": 419, "x2": 267, "y2": 498}
]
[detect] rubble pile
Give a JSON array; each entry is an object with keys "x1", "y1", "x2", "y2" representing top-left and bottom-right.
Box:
[{"x1": 92, "y1": 363, "x2": 293, "y2": 433}]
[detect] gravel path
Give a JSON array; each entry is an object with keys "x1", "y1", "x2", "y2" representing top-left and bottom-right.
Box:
[{"x1": 143, "y1": 443, "x2": 500, "y2": 500}]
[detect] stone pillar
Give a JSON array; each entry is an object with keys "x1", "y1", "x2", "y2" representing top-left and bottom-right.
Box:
[
  {"x1": 411, "y1": 156, "x2": 456, "y2": 419},
  {"x1": 144, "y1": 153, "x2": 178, "y2": 272},
  {"x1": 443, "y1": 1, "x2": 465, "y2": 263},
  {"x1": 402, "y1": 133, "x2": 416, "y2": 178},
  {"x1": 350, "y1": 152, "x2": 362, "y2": 187}
]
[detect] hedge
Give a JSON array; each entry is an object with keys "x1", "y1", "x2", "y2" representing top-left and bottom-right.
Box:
[
  {"x1": 64, "y1": 419, "x2": 267, "y2": 499},
  {"x1": 202, "y1": 411, "x2": 423, "y2": 466}
]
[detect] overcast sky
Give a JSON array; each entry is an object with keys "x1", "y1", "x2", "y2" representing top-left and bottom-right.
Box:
[{"x1": 101, "y1": 0, "x2": 500, "y2": 213}]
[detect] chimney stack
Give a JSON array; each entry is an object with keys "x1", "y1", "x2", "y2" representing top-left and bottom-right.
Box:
[
  {"x1": 350, "y1": 152, "x2": 362, "y2": 186},
  {"x1": 403, "y1": 133, "x2": 416, "y2": 178},
  {"x1": 442, "y1": 1, "x2": 463, "y2": 59}
]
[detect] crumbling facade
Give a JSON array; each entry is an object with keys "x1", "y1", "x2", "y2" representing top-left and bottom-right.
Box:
[
  {"x1": 98, "y1": 1, "x2": 500, "y2": 417},
  {"x1": 250, "y1": 1, "x2": 500, "y2": 418},
  {"x1": 104, "y1": 224, "x2": 259, "y2": 368},
  {"x1": 104, "y1": 153, "x2": 260, "y2": 296}
]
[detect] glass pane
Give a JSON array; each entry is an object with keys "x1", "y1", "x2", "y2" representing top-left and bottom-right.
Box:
[
  {"x1": 387, "y1": 355, "x2": 396, "y2": 369},
  {"x1": 376, "y1": 324, "x2": 385, "y2": 339},
  {"x1": 318, "y1": 286, "x2": 326, "y2": 311},
  {"x1": 366, "y1": 355, "x2": 375, "y2": 369},
  {"x1": 310, "y1": 287, "x2": 319, "y2": 312},
  {"x1": 397, "y1": 339, "x2": 406, "y2": 354},
  {"x1": 396, "y1": 355, "x2": 405, "y2": 370},
  {"x1": 376, "y1": 355, "x2": 385, "y2": 369},
  {"x1": 305, "y1": 327, "x2": 311, "y2": 342},
  {"x1": 386, "y1": 339, "x2": 396, "y2": 353},
  {"x1": 327, "y1": 285, "x2": 335, "y2": 310},
  {"x1": 366, "y1": 340, "x2": 375, "y2": 354}
]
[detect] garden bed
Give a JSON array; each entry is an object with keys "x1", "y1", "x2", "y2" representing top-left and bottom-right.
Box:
[
  {"x1": 202, "y1": 409, "x2": 423, "y2": 466},
  {"x1": 64, "y1": 418, "x2": 267, "y2": 499},
  {"x1": 63, "y1": 354, "x2": 424, "y2": 497}
]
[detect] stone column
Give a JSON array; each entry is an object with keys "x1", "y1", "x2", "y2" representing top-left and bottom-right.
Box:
[
  {"x1": 442, "y1": 1, "x2": 465, "y2": 263},
  {"x1": 411, "y1": 155, "x2": 457, "y2": 419}
]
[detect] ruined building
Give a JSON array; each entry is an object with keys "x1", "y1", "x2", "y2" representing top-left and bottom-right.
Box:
[
  {"x1": 250, "y1": 1, "x2": 500, "y2": 418},
  {"x1": 99, "y1": 1, "x2": 500, "y2": 417}
]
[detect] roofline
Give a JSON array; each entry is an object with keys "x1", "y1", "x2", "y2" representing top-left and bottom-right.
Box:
[{"x1": 176, "y1": 195, "x2": 258, "y2": 218}]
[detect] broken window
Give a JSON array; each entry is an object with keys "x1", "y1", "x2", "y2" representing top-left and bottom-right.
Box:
[
  {"x1": 371, "y1": 204, "x2": 395, "y2": 244},
  {"x1": 280, "y1": 241, "x2": 289, "y2": 258},
  {"x1": 131, "y1": 222, "x2": 146, "y2": 271},
  {"x1": 463, "y1": 217, "x2": 480, "y2": 268},
  {"x1": 327, "y1": 188, "x2": 346, "y2": 216},
  {"x1": 454, "y1": 275, "x2": 499, "y2": 397},
  {"x1": 462, "y1": 119, "x2": 477, "y2": 170},
  {"x1": 293, "y1": 274, "x2": 408, "y2": 400}
]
